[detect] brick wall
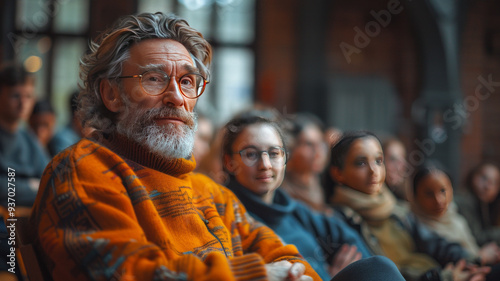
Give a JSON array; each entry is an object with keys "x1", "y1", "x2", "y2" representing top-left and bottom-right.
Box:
[
  {"x1": 255, "y1": 0, "x2": 499, "y2": 184},
  {"x1": 460, "y1": 0, "x2": 500, "y2": 184}
]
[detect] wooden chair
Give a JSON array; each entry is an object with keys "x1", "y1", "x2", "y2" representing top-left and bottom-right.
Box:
[{"x1": 16, "y1": 217, "x2": 53, "y2": 281}]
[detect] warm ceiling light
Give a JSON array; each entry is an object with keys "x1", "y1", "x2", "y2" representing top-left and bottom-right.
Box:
[{"x1": 24, "y1": 56, "x2": 43, "y2": 73}]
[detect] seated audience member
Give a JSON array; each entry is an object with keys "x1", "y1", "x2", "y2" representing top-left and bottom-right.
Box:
[
  {"x1": 281, "y1": 113, "x2": 332, "y2": 214},
  {"x1": 48, "y1": 90, "x2": 86, "y2": 155},
  {"x1": 29, "y1": 12, "x2": 320, "y2": 281},
  {"x1": 29, "y1": 99, "x2": 57, "y2": 155},
  {"x1": 0, "y1": 64, "x2": 49, "y2": 280},
  {"x1": 455, "y1": 162, "x2": 500, "y2": 246},
  {"x1": 196, "y1": 106, "x2": 278, "y2": 185},
  {"x1": 193, "y1": 112, "x2": 215, "y2": 169},
  {"x1": 222, "y1": 111, "x2": 406, "y2": 281},
  {"x1": 327, "y1": 131, "x2": 490, "y2": 281},
  {"x1": 383, "y1": 137, "x2": 410, "y2": 201},
  {"x1": 411, "y1": 165, "x2": 500, "y2": 280},
  {"x1": 0, "y1": 64, "x2": 49, "y2": 210}
]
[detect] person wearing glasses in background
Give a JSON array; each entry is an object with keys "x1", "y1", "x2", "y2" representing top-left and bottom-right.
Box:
[{"x1": 29, "y1": 12, "x2": 320, "y2": 281}]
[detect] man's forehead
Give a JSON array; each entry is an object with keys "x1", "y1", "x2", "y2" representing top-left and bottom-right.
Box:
[
  {"x1": 138, "y1": 62, "x2": 198, "y2": 73},
  {"x1": 129, "y1": 39, "x2": 192, "y2": 59},
  {"x1": 126, "y1": 39, "x2": 197, "y2": 71}
]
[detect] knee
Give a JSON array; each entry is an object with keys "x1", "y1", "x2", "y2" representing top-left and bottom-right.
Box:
[{"x1": 331, "y1": 255, "x2": 404, "y2": 281}]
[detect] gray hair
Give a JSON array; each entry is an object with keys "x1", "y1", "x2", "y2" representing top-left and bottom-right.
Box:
[{"x1": 78, "y1": 12, "x2": 212, "y2": 134}]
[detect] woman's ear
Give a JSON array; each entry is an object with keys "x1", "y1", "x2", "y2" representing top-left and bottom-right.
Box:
[
  {"x1": 224, "y1": 154, "x2": 236, "y2": 174},
  {"x1": 330, "y1": 166, "x2": 343, "y2": 183},
  {"x1": 100, "y1": 79, "x2": 123, "y2": 113}
]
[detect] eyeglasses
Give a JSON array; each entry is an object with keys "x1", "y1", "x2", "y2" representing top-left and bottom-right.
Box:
[
  {"x1": 118, "y1": 70, "x2": 208, "y2": 99},
  {"x1": 234, "y1": 147, "x2": 287, "y2": 167}
]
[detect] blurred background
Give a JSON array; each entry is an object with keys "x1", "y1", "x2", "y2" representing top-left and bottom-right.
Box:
[{"x1": 1, "y1": 0, "x2": 499, "y2": 185}]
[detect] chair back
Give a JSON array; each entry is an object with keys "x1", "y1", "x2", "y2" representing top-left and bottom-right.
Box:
[{"x1": 16, "y1": 217, "x2": 53, "y2": 281}]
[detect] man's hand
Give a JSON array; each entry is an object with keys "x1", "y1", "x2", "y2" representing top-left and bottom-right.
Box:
[
  {"x1": 265, "y1": 261, "x2": 313, "y2": 281},
  {"x1": 328, "y1": 244, "x2": 362, "y2": 277},
  {"x1": 443, "y1": 259, "x2": 491, "y2": 281}
]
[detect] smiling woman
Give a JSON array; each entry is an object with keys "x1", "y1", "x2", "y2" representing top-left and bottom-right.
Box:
[{"x1": 222, "y1": 112, "x2": 287, "y2": 204}]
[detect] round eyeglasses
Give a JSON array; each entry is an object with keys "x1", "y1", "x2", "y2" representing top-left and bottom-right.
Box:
[
  {"x1": 118, "y1": 70, "x2": 208, "y2": 99},
  {"x1": 234, "y1": 147, "x2": 287, "y2": 167}
]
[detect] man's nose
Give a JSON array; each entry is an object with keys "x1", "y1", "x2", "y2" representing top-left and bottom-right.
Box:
[{"x1": 162, "y1": 77, "x2": 184, "y2": 107}]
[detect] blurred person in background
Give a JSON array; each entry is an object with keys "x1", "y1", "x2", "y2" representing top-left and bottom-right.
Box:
[
  {"x1": 29, "y1": 99, "x2": 57, "y2": 155},
  {"x1": 48, "y1": 90, "x2": 86, "y2": 155},
  {"x1": 0, "y1": 63, "x2": 49, "y2": 281},
  {"x1": 411, "y1": 165, "x2": 500, "y2": 280},
  {"x1": 383, "y1": 137, "x2": 410, "y2": 201},
  {"x1": 0, "y1": 63, "x2": 48, "y2": 211},
  {"x1": 193, "y1": 111, "x2": 215, "y2": 170},
  {"x1": 455, "y1": 162, "x2": 500, "y2": 246},
  {"x1": 281, "y1": 112, "x2": 333, "y2": 214}
]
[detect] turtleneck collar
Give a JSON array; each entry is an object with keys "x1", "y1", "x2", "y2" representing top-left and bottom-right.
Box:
[
  {"x1": 226, "y1": 176, "x2": 296, "y2": 226},
  {"x1": 95, "y1": 133, "x2": 196, "y2": 177}
]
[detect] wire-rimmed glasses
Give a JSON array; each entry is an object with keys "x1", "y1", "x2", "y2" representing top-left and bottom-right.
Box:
[{"x1": 234, "y1": 146, "x2": 287, "y2": 167}]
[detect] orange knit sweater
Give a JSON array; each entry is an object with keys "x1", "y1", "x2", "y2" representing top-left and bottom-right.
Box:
[{"x1": 30, "y1": 135, "x2": 320, "y2": 281}]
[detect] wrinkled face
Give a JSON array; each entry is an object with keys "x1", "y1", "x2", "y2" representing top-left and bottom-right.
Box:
[
  {"x1": 29, "y1": 112, "x2": 56, "y2": 146},
  {"x1": 119, "y1": 39, "x2": 198, "y2": 113},
  {"x1": 333, "y1": 137, "x2": 385, "y2": 195},
  {"x1": 472, "y1": 164, "x2": 500, "y2": 204},
  {"x1": 226, "y1": 123, "x2": 286, "y2": 204},
  {"x1": 106, "y1": 39, "x2": 200, "y2": 159},
  {"x1": 288, "y1": 125, "x2": 328, "y2": 174},
  {"x1": 0, "y1": 82, "x2": 35, "y2": 124},
  {"x1": 414, "y1": 171, "x2": 453, "y2": 218},
  {"x1": 384, "y1": 141, "x2": 407, "y2": 188}
]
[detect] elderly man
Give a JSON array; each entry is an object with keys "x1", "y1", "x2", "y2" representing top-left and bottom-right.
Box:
[{"x1": 30, "y1": 12, "x2": 318, "y2": 281}]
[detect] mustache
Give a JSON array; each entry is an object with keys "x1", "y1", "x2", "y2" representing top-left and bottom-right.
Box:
[{"x1": 142, "y1": 107, "x2": 197, "y2": 127}]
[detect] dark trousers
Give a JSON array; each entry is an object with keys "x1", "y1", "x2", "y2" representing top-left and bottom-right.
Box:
[{"x1": 331, "y1": 256, "x2": 405, "y2": 281}]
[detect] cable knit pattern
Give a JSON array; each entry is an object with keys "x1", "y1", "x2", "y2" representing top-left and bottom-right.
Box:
[{"x1": 29, "y1": 136, "x2": 320, "y2": 281}]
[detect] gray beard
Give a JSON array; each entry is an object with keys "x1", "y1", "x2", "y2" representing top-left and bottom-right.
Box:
[{"x1": 115, "y1": 101, "x2": 198, "y2": 160}]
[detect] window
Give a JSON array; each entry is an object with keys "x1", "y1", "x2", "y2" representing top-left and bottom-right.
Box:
[{"x1": 12, "y1": 0, "x2": 89, "y2": 126}]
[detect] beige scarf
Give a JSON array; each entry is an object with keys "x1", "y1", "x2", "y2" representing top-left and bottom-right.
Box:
[
  {"x1": 332, "y1": 184, "x2": 440, "y2": 277},
  {"x1": 411, "y1": 201, "x2": 479, "y2": 255},
  {"x1": 331, "y1": 184, "x2": 397, "y2": 225}
]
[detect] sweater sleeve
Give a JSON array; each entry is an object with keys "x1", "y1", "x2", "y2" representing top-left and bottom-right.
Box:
[
  {"x1": 210, "y1": 183, "x2": 321, "y2": 281},
  {"x1": 30, "y1": 143, "x2": 320, "y2": 281}
]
